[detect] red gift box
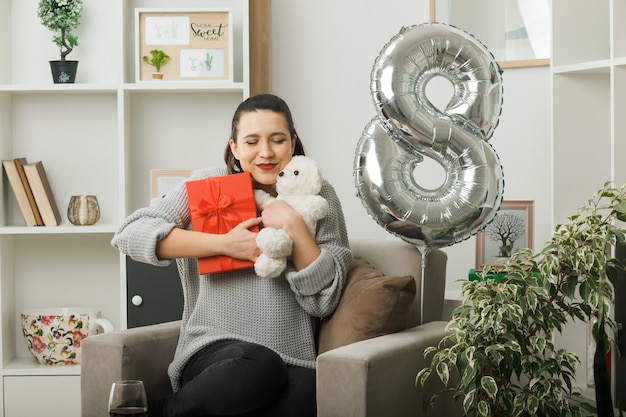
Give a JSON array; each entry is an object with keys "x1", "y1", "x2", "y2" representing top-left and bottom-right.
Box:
[{"x1": 186, "y1": 172, "x2": 258, "y2": 274}]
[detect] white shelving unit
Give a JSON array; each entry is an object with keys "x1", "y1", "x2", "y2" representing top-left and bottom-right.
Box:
[
  {"x1": 0, "y1": 0, "x2": 250, "y2": 415},
  {"x1": 551, "y1": 0, "x2": 625, "y2": 397}
]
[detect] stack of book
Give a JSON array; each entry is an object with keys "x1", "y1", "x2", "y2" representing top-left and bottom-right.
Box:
[{"x1": 2, "y1": 157, "x2": 62, "y2": 226}]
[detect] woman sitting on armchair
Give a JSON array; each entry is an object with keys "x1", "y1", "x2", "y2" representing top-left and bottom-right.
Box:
[{"x1": 111, "y1": 93, "x2": 351, "y2": 417}]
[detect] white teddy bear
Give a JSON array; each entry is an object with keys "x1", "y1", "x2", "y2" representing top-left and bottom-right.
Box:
[{"x1": 254, "y1": 156, "x2": 329, "y2": 278}]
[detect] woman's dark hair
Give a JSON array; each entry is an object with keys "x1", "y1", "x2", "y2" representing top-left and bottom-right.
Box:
[{"x1": 224, "y1": 94, "x2": 305, "y2": 174}]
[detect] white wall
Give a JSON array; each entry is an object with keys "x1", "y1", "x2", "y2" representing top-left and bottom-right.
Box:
[{"x1": 270, "y1": 0, "x2": 552, "y2": 294}]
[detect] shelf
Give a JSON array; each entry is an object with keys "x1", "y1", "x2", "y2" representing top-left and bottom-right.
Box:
[
  {"x1": 552, "y1": 60, "x2": 612, "y2": 75},
  {"x1": 0, "y1": 82, "x2": 245, "y2": 94},
  {"x1": 124, "y1": 81, "x2": 245, "y2": 93},
  {"x1": 3, "y1": 358, "x2": 80, "y2": 377},
  {"x1": 615, "y1": 57, "x2": 626, "y2": 67},
  {"x1": 0, "y1": 84, "x2": 118, "y2": 94},
  {"x1": 0, "y1": 224, "x2": 117, "y2": 235}
]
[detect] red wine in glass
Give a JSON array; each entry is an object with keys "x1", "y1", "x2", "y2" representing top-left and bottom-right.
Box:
[
  {"x1": 109, "y1": 380, "x2": 148, "y2": 416},
  {"x1": 109, "y1": 406, "x2": 148, "y2": 417}
]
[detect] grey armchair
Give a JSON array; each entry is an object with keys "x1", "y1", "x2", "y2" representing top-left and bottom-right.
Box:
[{"x1": 81, "y1": 238, "x2": 462, "y2": 417}]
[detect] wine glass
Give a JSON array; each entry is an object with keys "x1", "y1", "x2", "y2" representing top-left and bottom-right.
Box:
[{"x1": 108, "y1": 380, "x2": 148, "y2": 417}]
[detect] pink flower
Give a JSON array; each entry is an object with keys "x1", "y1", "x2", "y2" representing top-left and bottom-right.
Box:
[
  {"x1": 31, "y1": 337, "x2": 47, "y2": 354},
  {"x1": 72, "y1": 331, "x2": 87, "y2": 347},
  {"x1": 40, "y1": 316, "x2": 56, "y2": 326}
]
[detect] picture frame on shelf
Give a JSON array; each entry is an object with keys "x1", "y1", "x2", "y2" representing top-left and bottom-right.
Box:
[
  {"x1": 135, "y1": 8, "x2": 233, "y2": 82},
  {"x1": 475, "y1": 200, "x2": 534, "y2": 270},
  {"x1": 429, "y1": 0, "x2": 550, "y2": 68},
  {"x1": 150, "y1": 169, "x2": 192, "y2": 200}
]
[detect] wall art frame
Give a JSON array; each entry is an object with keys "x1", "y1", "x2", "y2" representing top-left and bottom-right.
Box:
[
  {"x1": 429, "y1": 0, "x2": 550, "y2": 68},
  {"x1": 475, "y1": 200, "x2": 535, "y2": 270},
  {"x1": 150, "y1": 169, "x2": 192, "y2": 200},
  {"x1": 135, "y1": 8, "x2": 233, "y2": 81}
]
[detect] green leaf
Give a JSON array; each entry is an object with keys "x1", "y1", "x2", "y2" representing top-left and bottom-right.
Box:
[
  {"x1": 451, "y1": 304, "x2": 473, "y2": 318},
  {"x1": 424, "y1": 346, "x2": 438, "y2": 358},
  {"x1": 436, "y1": 361, "x2": 449, "y2": 385},
  {"x1": 513, "y1": 394, "x2": 525, "y2": 416},
  {"x1": 577, "y1": 399, "x2": 598, "y2": 413},
  {"x1": 480, "y1": 375, "x2": 498, "y2": 400},
  {"x1": 477, "y1": 400, "x2": 489, "y2": 417},
  {"x1": 527, "y1": 395, "x2": 539, "y2": 415},
  {"x1": 529, "y1": 376, "x2": 541, "y2": 389},
  {"x1": 416, "y1": 369, "x2": 431, "y2": 387},
  {"x1": 562, "y1": 276, "x2": 578, "y2": 298},
  {"x1": 529, "y1": 335, "x2": 546, "y2": 353},
  {"x1": 466, "y1": 346, "x2": 476, "y2": 363},
  {"x1": 461, "y1": 364, "x2": 477, "y2": 388},
  {"x1": 615, "y1": 201, "x2": 626, "y2": 221},
  {"x1": 504, "y1": 340, "x2": 522, "y2": 353},
  {"x1": 607, "y1": 264, "x2": 619, "y2": 288},
  {"x1": 527, "y1": 291, "x2": 538, "y2": 311},
  {"x1": 463, "y1": 389, "x2": 476, "y2": 413},
  {"x1": 578, "y1": 280, "x2": 591, "y2": 304}
]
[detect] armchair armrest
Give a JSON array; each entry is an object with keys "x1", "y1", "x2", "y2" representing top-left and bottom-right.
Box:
[
  {"x1": 316, "y1": 321, "x2": 462, "y2": 417},
  {"x1": 81, "y1": 320, "x2": 181, "y2": 417}
]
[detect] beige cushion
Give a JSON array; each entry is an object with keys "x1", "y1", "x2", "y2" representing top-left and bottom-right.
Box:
[{"x1": 317, "y1": 258, "x2": 416, "y2": 354}]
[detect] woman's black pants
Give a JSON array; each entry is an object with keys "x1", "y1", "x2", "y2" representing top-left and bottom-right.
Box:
[{"x1": 155, "y1": 339, "x2": 316, "y2": 417}]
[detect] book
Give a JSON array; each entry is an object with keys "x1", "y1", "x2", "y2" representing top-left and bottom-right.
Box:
[
  {"x1": 22, "y1": 161, "x2": 62, "y2": 226},
  {"x1": 2, "y1": 158, "x2": 39, "y2": 226},
  {"x1": 13, "y1": 158, "x2": 44, "y2": 226},
  {"x1": 186, "y1": 172, "x2": 258, "y2": 274}
]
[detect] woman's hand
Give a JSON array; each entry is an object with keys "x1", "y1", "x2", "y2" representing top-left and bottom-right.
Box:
[
  {"x1": 223, "y1": 217, "x2": 263, "y2": 262},
  {"x1": 259, "y1": 200, "x2": 303, "y2": 236},
  {"x1": 260, "y1": 200, "x2": 320, "y2": 271},
  {"x1": 156, "y1": 216, "x2": 262, "y2": 262}
]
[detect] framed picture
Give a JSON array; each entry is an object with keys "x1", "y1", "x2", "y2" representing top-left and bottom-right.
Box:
[
  {"x1": 150, "y1": 169, "x2": 192, "y2": 200},
  {"x1": 475, "y1": 200, "x2": 534, "y2": 270},
  {"x1": 135, "y1": 8, "x2": 233, "y2": 81},
  {"x1": 430, "y1": 0, "x2": 550, "y2": 68}
]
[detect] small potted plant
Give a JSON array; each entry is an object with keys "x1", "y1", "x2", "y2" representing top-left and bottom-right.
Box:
[
  {"x1": 37, "y1": 0, "x2": 83, "y2": 83},
  {"x1": 142, "y1": 50, "x2": 171, "y2": 80}
]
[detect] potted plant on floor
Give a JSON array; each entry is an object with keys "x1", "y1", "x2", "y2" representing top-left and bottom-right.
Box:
[
  {"x1": 142, "y1": 50, "x2": 171, "y2": 80},
  {"x1": 38, "y1": 0, "x2": 83, "y2": 84},
  {"x1": 417, "y1": 182, "x2": 626, "y2": 417}
]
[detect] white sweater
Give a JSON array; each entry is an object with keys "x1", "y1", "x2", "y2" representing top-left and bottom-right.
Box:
[{"x1": 111, "y1": 167, "x2": 351, "y2": 391}]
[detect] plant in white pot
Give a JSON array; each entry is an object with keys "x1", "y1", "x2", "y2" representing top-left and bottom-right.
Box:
[
  {"x1": 37, "y1": 0, "x2": 83, "y2": 83},
  {"x1": 417, "y1": 182, "x2": 626, "y2": 417}
]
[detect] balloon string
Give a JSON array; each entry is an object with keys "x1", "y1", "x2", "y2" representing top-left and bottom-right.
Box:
[{"x1": 417, "y1": 245, "x2": 431, "y2": 325}]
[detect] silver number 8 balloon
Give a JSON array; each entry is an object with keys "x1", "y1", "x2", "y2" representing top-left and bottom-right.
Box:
[{"x1": 354, "y1": 22, "x2": 505, "y2": 250}]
